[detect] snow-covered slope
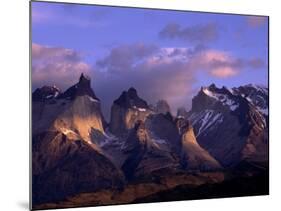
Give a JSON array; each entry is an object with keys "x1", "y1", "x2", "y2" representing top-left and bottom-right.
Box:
[
  {"x1": 233, "y1": 84, "x2": 268, "y2": 116},
  {"x1": 187, "y1": 84, "x2": 268, "y2": 167}
]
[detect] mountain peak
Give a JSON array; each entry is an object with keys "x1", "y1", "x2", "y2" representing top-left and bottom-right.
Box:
[
  {"x1": 113, "y1": 87, "x2": 148, "y2": 109},
  {"x1": 79, "y1": 73, "x2": 91, "y2": 83},
  {"x1": 209, "y1": 83, "x2": 217, "y2": 90},
  {"x1": 127, "y1": 87, "x2": 138, "y2": 98},
  {"x1": 32, "y1": 85, "x2": 61, "y2": 101},
  {"x1": 59, "y1": 73, "x2": 99, "y2": 101},
  {"x1": 155, "y1": 99, "x2": 171, "y2": 114}
]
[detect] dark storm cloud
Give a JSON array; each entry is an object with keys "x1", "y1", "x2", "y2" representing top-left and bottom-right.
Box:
[{"x1": 159, "y1": 23, "x2": 219, "y2": 43}]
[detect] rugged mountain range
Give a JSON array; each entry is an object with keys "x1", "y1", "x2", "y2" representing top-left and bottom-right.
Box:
[
  {"x1": 32, "y1": 74, "x2": 268, "y2": 207},
  {"x1": 187, "y1": 84, "x2": 268, "y2": 167},
  {"x1": 32, "y1": 74, "x2": 124, "y2": 204}
]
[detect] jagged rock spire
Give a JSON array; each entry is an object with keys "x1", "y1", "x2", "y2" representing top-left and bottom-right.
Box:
[
  {"x1": 113, "y1": 87, "x2": 148, "y2": 109},
  {"x1": 59, "y1": 73, "x2": 99, "y2": 100}
]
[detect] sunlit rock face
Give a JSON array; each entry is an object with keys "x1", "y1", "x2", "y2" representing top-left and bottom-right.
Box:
[
  {"x1": 53, "y1": 95, "x2": 104, "y2": 143},
  {"x1": 109, "y1": 87, "x2": 152, "y2": 135},
  {"x1": 176, "y1": 118, "x2": 221, "y2": 171},
  {"x1": 32, "y1": 74, "x2": 124, "y2": 205},
  {"x1": 32, "y1": 73, "x2": 106, "y2": 141},
  {"x1": 187, "y1": 84, "x2": 268, "y2": 167}
]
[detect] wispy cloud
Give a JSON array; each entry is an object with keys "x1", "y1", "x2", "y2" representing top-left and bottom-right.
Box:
[
  {"x1": 95, "y1": 43, "x2": 265, "y2": 115},
  {"x1": 159, "y1": 23, "x2": 219, "y2": 43},
  {"x1": 32, "y1": 42, "x2": 266, "y2": 117},
  {"x1": 32, "y1": 43, "x2": 92, "y2": 89},
  {"x1": 190, "y1": 49, "x2": 265, "y2": 78}
]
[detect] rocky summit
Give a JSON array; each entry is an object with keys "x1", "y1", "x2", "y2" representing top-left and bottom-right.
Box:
[{"x1": 32, "y1": 74, "x2": 269, "y2": 209}]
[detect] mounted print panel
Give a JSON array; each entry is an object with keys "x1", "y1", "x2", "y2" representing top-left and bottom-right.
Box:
[{"x1": 31, "y1": 1, "x2": 269, "y2": 210}]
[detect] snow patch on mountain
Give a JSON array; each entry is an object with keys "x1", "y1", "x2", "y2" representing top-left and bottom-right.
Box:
[
  {"x1": 202, "y1": 87, "x2": 239, "y2": 111},
  {"x1": 189, "y1": 109, "x2": 224, "y2": 137}
]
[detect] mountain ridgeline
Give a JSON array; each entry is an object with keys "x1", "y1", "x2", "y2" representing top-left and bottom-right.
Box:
[{"x1": 32, "y1": 74, "x2": 269, "y2": 208}]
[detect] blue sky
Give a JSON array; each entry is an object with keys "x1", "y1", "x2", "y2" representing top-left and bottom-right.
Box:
[{"x1": 31, "y1": 1, "x2": 268, "y2": 117}]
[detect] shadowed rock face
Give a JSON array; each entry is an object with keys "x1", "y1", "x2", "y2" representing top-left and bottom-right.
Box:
[
  {"x1": 32, "y1": 85, "x2": 61, "y2": 102},
  {"x1": 109, "y1": 88, "x2": 151, "y2": 135},
  {"x1": 121, "y1": 120, "x2": 180, "y2": 180},
  {"x1": 59, "y1": 73, "x2": 99, "y2": 100},
  {"x1": 32, "y1": 131, "x2": 124, "y2": 205},
  {"x1": 233, "y1": 84, "x2": 268, "y2": 116},
  {"x1": 114, "y1": 87, "x2": 149, "y2": 109},
  {"x1": 188, "y1": 84, "x2": 268, "y2": 167},
  {"x1": 155, "y1": 100, "x2": 171, "y2": 114},
  {"x1": 177, "y1": 107, "x2": 188, "y2": 118},
  {"x1": 146, "y1": 113, "x2": 181, "y2": 153}
]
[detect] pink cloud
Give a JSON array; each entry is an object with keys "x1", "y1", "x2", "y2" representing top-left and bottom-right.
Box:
[
  {"x1": 199, "y1": 50, "x2": 230, "y2": 63},
  {"x1": 210, "y1": 67, "x2": 238, "y2": 78},
  {"x1": 32, "y1": 43, "x2": 92, "y2": 89},
  {"x1": 96, "y1": 44, "x2": 266, "y2": 114},
  {"x1": 247, "y1": 16, "x2": 267, "y2": 28}
]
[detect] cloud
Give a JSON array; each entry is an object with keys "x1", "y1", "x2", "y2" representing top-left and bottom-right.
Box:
[
  {"x1": 96, "y1": 43, "x2": 158, "y2": 74},
  {"x1": 32, "y1": 43, "x2": 81, "y2": 62},
  {"x1": 32, "y1": 43, "x2": 92, "y2": 89},
  {"x1": 210, "y1": 67, "x2": 238, "y2": 78},
  {"x1": 159, "y1": 23, "x2": 219, "y2": 43},
  {"x1": 247, "y1": 58, "x2": 266, "y2": 68},
  {"x1": 191, "y1": 50, "x2": 239, "y2": 78},
  {"x1": 95, "y1": 44, "x2": 266, "y2": 118},
  {"x1": 246, "y1": 16, "x2": 267, "y2": 28},
  {"x1": 190, "y1": 50, "x2": 265, "y2": 78},
  {"x1": 32, "y1": 42, "x2": 266, "y2": 119},
  {"x1": 95, "y1": 45, "x2": 195, "y2": 117}
]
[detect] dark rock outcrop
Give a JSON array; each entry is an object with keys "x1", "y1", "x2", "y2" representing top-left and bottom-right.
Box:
[
  {"x1": 109, "y1": 88, "x2": 151, "y2": 135},
  {"x1": 32, "y1": 131, "x2": 124, "y2": 205},
  {"x1": 187, "y1": 84, "x2": 268, "y2": 167},
  {"x1": 155, "y1": 100, "x2": 171, "y2": 114},
  {"x1": 121, "y1": 120, "x2": 180, "y2": 180},
  {"x1": 59, "y1": 73, "x2": 99, "y2": 101},
  {"x1": 32, "y1": 85, "x2": 61, "y2": 102}
]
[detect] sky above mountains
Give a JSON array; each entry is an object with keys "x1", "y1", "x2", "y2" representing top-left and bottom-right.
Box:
[{"x1": 31, "y1": 1, "x2": 268, "y2": 117}]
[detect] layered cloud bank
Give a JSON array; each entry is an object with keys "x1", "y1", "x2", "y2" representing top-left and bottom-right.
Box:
[{"x1": 32, "y1": 42, "x2": 265, "y2": 119}]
